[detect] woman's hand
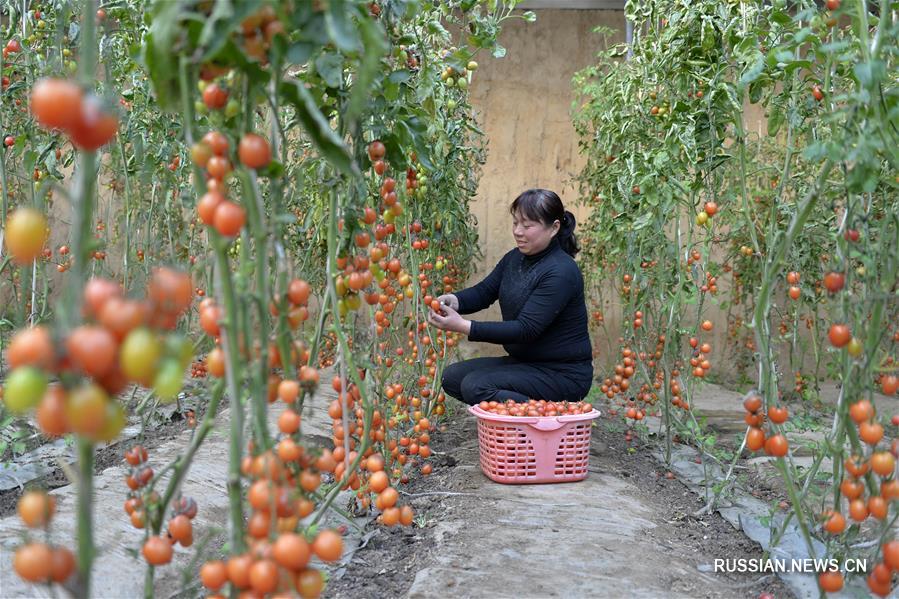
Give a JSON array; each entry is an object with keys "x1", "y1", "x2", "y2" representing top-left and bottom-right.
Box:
[
  {"x1": 428, "y1": 303, "x2": 471, "y2": 335},
  {"x1": 436, "y1": 293, "x2": 459, "y2": 311}
]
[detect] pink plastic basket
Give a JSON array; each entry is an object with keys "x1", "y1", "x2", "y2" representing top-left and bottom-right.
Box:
[{"x1": 468, "y1": 405, "x2": 601, "y2": 484}]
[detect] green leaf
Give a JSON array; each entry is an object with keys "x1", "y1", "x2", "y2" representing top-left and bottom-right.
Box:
[
  {"x1": 140, "y1": 1, "x2": 187, "y2": 111},
  {"x1": 315, "y1": 52, "x2": 344, "y2": 88},
  {"x1": 492, "y1": 43, "x2": 506, "y2": 59},
  {"x1": 278, "y1": 80, "x2": 355, "y2": 176},
  {"x1": 783, "y1": 59, "x2": 813, "y2": 75},
  {"x1": 388, "y1": 69, "x2": 412, "y2": 84},
  {"x1": 632, "y1": 212, "x2": 653, "y2": 229},
  {"x1": 325, "y1": 0, "x2": 362, "y2": 52},
  {"x1": 652, "y1": 151, "x2": 669, "y2": 168},
  {"x1": 739, "y1": 52, "x2": 765, "y2": 89},
  {"x1": 523, "y1": 10, "x2": 537, "y2": 22},
  {"x1": 259, "y1": 160, "x2": 285, "y2": 179},
  {"x1": 345, "y1": 15, "x2": 387, "y2": 126},
  {"x1": 287, "y1": 42, "x2": 315, "y2": 64},
  {"x1": 767, "y1": 106, "x2": 783, "y2": 137}
]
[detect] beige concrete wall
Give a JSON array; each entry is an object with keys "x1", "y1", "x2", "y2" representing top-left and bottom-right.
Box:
[{"x1": 460, "y1": 9, "x2": 627, "y2": 358}]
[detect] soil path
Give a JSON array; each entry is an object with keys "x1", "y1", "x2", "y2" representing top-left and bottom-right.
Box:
[{"x1": 329, "y1": 403, "x2": 795, "y2": 599}]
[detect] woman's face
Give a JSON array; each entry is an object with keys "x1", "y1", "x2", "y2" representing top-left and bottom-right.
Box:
[{"x1": 512, "y1": 210, "x2": 559, "y2": 255}]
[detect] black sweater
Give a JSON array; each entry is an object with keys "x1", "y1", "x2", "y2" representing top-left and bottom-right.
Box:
[{"x1": 455, "y1": 237, "x2": 593, "y2": 365}]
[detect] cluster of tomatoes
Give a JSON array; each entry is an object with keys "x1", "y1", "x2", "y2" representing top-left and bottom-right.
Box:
[
  {"x1": 121, "y1": 444, "x2": 202, "y2": 565},
  {"x1": 687, "y1": 332, "x2": 714, "y2": 379},
  {"x1": 191, "y1": 446, "x2": 344, "y2": 597},
  {"x1": 3, "y1": 268, "x2": 194, "y2": 444},
  {"x1": 144, "y1": 497, "x2": 200, "y2": 565},
  {"x1": 30, "y1": 77, "x2": 118, "y2": 150},
  {"x1": 200, "y1": 276, "x2": 315, "y2": 384},
  {"x1": 477, "y1": 399, "x2": 594, "y2": 417},
  {"x1": 326, "y1": 377, "x2": 432, "y2": 505},
  {"x1": 819, "y1": 426, "x2": 899, "y2": 596},
  {"x1": 694, "y1": 199, "x2": 718, "y2": 226},
  {"x1": 742, "y1": 394, "x2": 789, "y2": 457},
  {"x1": 192, "y1": 129, "x2": 271, "y2": 238},
  {"x1": 12, "y1": 490, "x2": 76, "y2": 586},
  {"x1": 190, "y1": 358, "x2": 208, "y2": 378}
]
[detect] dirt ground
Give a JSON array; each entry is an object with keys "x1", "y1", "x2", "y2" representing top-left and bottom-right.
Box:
[
  {"x1": 0, "y1": 407, "x2": 192, "y2": 520},
  {"x1": 1, "y1": 380, "x2": 798, "y2": 599},
  {"x1": 326, "y1": 399, "x2": 795, "y2": 599}
]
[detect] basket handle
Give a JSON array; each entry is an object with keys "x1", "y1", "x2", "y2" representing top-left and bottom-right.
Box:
[{"x1": 530, "y1": 419, "x2": 566, "y2": 431}]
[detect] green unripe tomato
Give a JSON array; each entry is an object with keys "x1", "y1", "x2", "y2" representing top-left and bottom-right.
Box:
[
  {"x1": 153, "y1": 359, "x2": 184, "y2": 403},
  {"x1": 195, "y1": 100, "x2": 207, "y2": 115},
  {"x1": 67, "y1": 60, "x2": 77, "y2": 73},
  {"x1": 121, "y1": 328, "x2": 162, "y2": 385},
  {"x1": 165, "y1": 334, "x2": 194, "y2": 370},
  {"x1": 225, "y1": 98, "x2": 240, "y2": 118},
  {"x1": 97, "y1": 401, "x2": 125, "y2": 442},
  {"x1": 446, "y1": 77, "x2": 455, "y2": 87},
  {"x1": 446, "y1": 99, "x2": 457, "y2": 110},
  {"x1": 346, "y1": 293, "x2": 361, "y2": 311},
  {"x1": 3, "y1": 367, "x2": 47, "y2": 414},
  {"x1": 457, "y1": 77, "x2": 468, "y2": 90},
  {"x1": 467, "y1": 60, "x2": 478, "y2": 71},
  {"x1": 696, "y1": 211, "x2": 709, "y2": 226}
]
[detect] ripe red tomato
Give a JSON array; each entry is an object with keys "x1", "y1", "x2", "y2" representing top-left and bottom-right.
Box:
[
  {"x1": 142, "y1": 536, "x2": 173, "y2": 565},
  {"x1": 745, "y1": 427, "x2": 765, "y2": 451},
  {"x1": 238, "y1": 133, "x2": 271, "y2": 169},
  {"x1": 197, "y1": 190, "x2": 225, "y2": 225},
  {"x1": 13, "y1": 542, "x2": 52, "y2": 582},
  {"x1": 202, "y1": 83, "x2": 228, "y2": 109},
  {"x1": 213, "y1": 201, "x2": 246, "y2": 237},
  {"x1": 823, "y1": 271, "x2": 845, "y2": 293},
  {"x1": 202, "y1": 131, "x2": 229, "y2": 156},
  {"x1": 69, "y1": 95, "x2": 119, "y2": 150},
  {"x1": 767, "y1": 406, "x2": 788, "y2": 424},
  {"x1": 207, "y1": 156, "x2": 231, "y2": 180},
  {"x1": 200, "y1": 560, "x2": 228, "y2": 591},
  {"x1": 368, "y1": 140, "x2": 386, "y2": 161},
  {"x1": 764, "y1": 434, "x2": 788, "y2": 457},
  {"x1": 818, "y1": 570, "x2": 843, "y2": 592},
  {"x1": 882, "y1": 375, "x2": 899, "y2": 395},
  {"x1": 828, "y1": 323, "x2": 851, "y2": 347}
]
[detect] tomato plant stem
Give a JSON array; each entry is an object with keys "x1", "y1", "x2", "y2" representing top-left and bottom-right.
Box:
[
  {"x1": 75, "y1": 438, "x2": 94, "y2": 598},
  {"x1": 214, "y1": 240, "x2": 246, "y2": 554}
]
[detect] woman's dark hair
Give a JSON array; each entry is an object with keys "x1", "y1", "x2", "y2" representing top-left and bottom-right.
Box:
[{"x1": 510, "y1": 189, "x2": 579, "y2": 257}]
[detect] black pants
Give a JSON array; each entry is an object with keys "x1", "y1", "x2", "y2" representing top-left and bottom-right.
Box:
[{"x1": 441, "y1": 356, "x2": 593, "y2": 406}]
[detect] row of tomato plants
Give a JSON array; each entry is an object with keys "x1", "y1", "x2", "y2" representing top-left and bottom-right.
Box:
[
  {"x1": 1, "y1": 1, "x2": 533, "y2": 597},
  {"x1": 574, "y1": 0, "x2": 897, "y2": 594}
]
